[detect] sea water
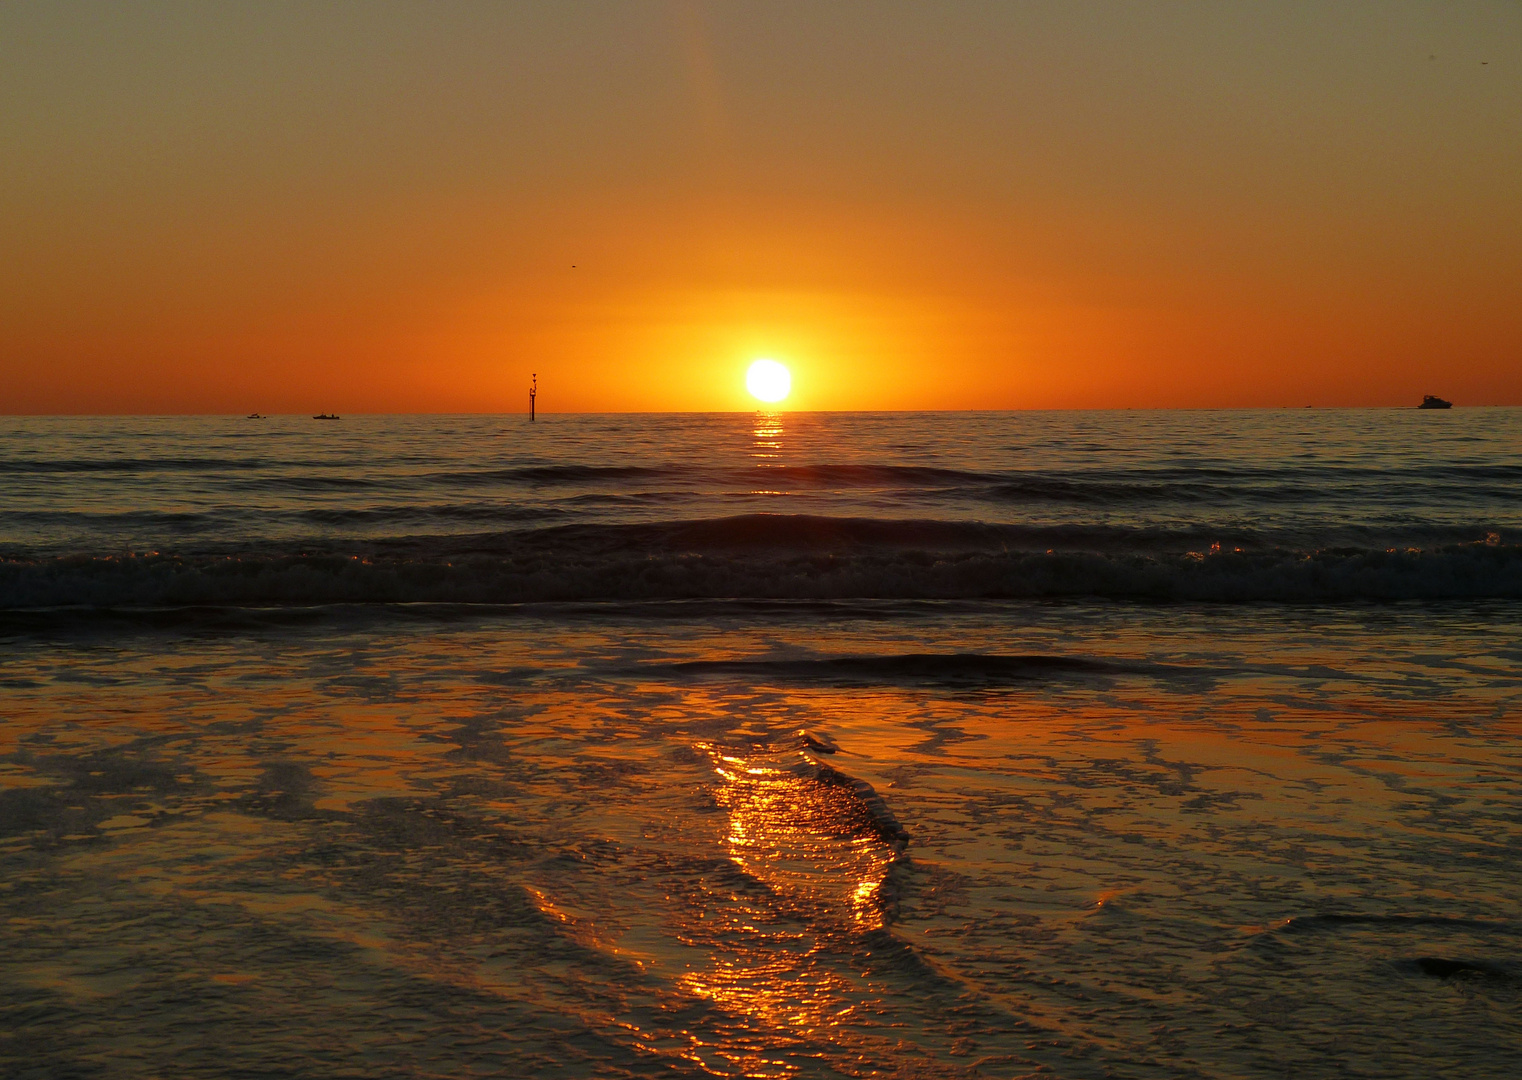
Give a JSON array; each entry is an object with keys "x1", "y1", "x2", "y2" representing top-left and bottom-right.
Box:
[{"x1": 1, "y1": 410, "x2": 1519, "y2": 1077}]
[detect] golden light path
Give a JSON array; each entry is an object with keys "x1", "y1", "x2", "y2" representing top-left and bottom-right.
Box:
[
  {"x1": 746, "y1": 359, "x2": 792, "y2": 404},
  {"x1": 707, "y1": 745, "x2": 897, "y2": 931},
  {"x1": 663, "y1": 739, "x2": 907, "y2": 1073}
]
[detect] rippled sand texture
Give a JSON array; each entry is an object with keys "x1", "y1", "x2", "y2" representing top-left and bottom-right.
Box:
[{"x1": 2, "y1": 602, "x2": 1519, "y2": 1078}]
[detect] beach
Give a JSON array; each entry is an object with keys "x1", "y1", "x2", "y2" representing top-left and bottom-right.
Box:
[{"x1": 2, "y1": 410, "x2": 1520, "y2": 1077}]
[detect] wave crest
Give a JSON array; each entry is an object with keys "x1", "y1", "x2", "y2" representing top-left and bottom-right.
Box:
[{"x1": 2, "y1": 514, "x2": 1517, "y2": 608}]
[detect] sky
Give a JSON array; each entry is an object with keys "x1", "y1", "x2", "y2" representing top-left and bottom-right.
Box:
[{"x1": 2, "y1": 1, "x2": 1519, "y2": 413}]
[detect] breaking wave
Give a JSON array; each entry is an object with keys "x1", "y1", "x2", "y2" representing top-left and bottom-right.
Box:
[{"x1": 2, "y1": 514, "x2": 1518, "y2": 608}]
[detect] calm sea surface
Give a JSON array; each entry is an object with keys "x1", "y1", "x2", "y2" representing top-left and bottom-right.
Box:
[{"x1": 2, "y1": 410, "x2": 1520, "y2": 1078}]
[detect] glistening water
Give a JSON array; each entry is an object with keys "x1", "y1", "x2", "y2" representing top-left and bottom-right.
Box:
[{"x1": 2, "y1": 411, "x2": 1519, "y2": 1077}]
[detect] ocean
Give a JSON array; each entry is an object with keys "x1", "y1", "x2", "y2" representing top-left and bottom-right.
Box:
[{"x1": 2, "y1": 409, "x2": 1519, "y2": 1078}]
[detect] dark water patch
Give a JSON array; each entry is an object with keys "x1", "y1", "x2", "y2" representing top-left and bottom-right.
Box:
[
  {"x1": 0, "y1": 509, "x2": 221, "y2": 529},
  {"x1": 1405, "y1": 956, "x2": 1516, "y2": 981},
  {"x1": 561, "y1": 490, "x2": 695, "y2": 506},
  {"x1": 614, "y1": 513, "x2": 1031, "y2": 550},
  {"x1": 983, "y1": 474, "x2": 1216, "y2": 503},
  {"x1": 0, "y1": 786, "x2": 78, "y2": 839},
  {"x1": 1278, "y1": 913, "x2": 1522, "y2": 937},
  {"x1": 0, "y1": 746, "x2": 201, "y2": 845},
  {"x1": 428, "y1": 462, "x2": 1003, "y2": 490},
  {"x1": 246, "y1": 760, "x2": 324, "y2": 821},
  {"x1": 737, "y1": 463, "x2": 997, "y2": 487},
  {"x1": 6, "y1": 528, "x2": 1521, "y2": 608},
  {"x1": 293, "y1": 503, "x2": 561, "y2": 526},
  {"x1": 797, "y1": 729, "x2": 840, "y2": 754},
  {"x1": 474, "y1": 513, "x2": 1505, "y2": 557},
  {"x1": 229, "y1": 473, "x2": 384, "y2": 492},
  {"x1": 431, "y1": 463, "x2": 676, "y2": 486},
  {"x1": 8, "y1": 746, "x2": 186, "y2": 798},
  {"x1": 319, "y1": 671, "x2": 403, "y2": 703},
  {"x1": 0, "y1": 455, "x2": 299, "y2": 474},
  {"x1": 477, "y1": 667, "x2": 546, "y2": 687}
]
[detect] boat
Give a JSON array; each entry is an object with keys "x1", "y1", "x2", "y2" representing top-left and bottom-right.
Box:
[
  {"x1": 312, "y1": 413, "x2": 341, "y2": 420},
  {"x1": 1418, "y1": 395, "x2": 1452, "y2": 410},
  {"x1": 246, "y1": 413, "x2": 265, "y2": 418}
]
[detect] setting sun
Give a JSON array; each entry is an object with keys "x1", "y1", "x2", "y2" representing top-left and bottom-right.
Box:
[{"x1": 746, "y1": 359, "x2": 792, "y2": 404}]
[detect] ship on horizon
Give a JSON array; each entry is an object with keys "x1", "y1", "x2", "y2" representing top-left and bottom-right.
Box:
[{"x1": 1418, "y1": 395, "x2": 1452, "y2": 409}]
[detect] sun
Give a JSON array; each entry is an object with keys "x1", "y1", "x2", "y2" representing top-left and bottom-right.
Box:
[{"x1": 746, "y1": 359, "x2": 791, "y2": 404}]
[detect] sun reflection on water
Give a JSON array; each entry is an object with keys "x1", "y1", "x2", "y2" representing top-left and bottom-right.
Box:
[
  {"x1": 706, "y1": 744, "x2": 899, "y2": 933},
  {"x1": 640, "y1": 740, "x2": 914, "y2": 1073},
  {"x1": 752, "y1": 412, "x2": 784, "y2": 462}
]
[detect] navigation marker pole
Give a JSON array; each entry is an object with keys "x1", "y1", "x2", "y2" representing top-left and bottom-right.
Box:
[{"x1": 530, "y1": 373, "x2": 537, "y2": 421}]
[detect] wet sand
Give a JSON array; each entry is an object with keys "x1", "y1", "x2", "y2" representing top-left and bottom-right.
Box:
[{"x1": 2, "y1": 601, "x2": 1518, "y2": 1077}]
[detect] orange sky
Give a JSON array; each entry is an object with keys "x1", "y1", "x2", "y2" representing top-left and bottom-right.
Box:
[{"x1": 2, "y1": 2, "x2": 1519, "y2": 413}]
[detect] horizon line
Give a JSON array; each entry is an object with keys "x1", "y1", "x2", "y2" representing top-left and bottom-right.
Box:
[{"x1": 1, "y1": 405, "x2": 1515, "y2": 419}]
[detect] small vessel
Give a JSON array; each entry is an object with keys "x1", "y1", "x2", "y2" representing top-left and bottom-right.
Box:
[
  {"x1": 1418, "y1": 395, "x2": 1452, "y2": 410},
  {"x1": 246, "y1": 413, "x2": 265, "y2": 419},
  {"x1": 313, "y1": 413, "x2": 341, "y2": 420}
]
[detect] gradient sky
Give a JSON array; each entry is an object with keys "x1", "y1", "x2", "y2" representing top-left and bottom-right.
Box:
[{"x1": 2, "y1": 1, "x2": 1519, "y2": 413}]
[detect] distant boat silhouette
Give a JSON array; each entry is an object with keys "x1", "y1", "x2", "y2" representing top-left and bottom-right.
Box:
[
  {"x1": 1418, "y1": 395, "x2": 1452, "y2": 410},
  {"x1": 246, "y1": 413, "x2": 265, "y2": 419},
  {"x1": 313, "y1": 413, "x2": 341, "y2": 420}
]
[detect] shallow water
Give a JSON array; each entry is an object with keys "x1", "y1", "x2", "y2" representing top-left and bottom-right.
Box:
[{"x1": 2, "y1": 412, "x2": 1520, "y2": 1077}]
